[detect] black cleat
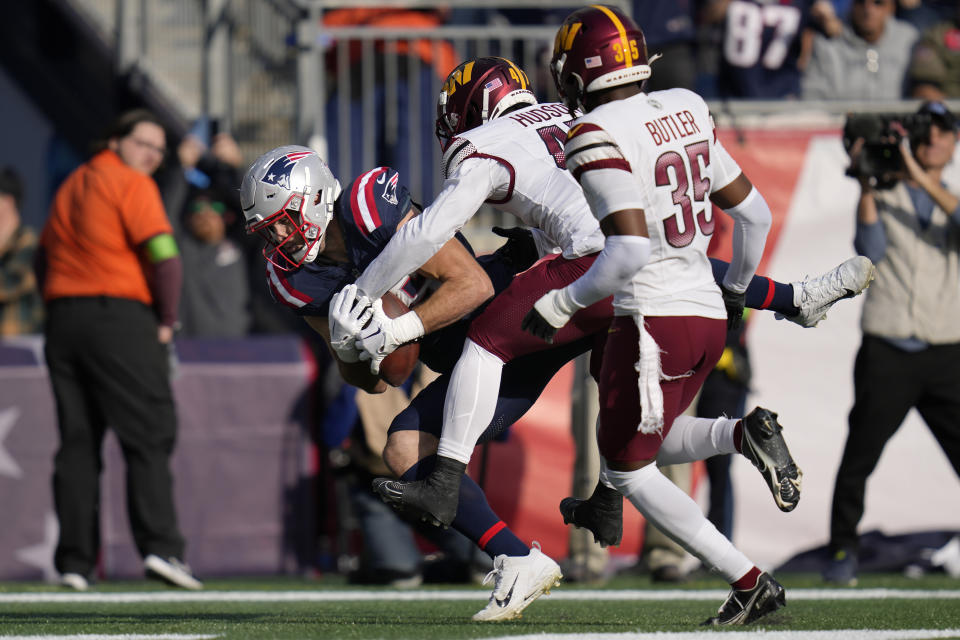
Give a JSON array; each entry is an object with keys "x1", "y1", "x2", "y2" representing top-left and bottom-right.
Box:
[
  {"x1": 702, "y1": 572, "x2": 786, "y2": 626},
  {"x1": 740, "y1": 407, "x2": 803, "y2": 512},
  {"x1": 558, "y1": 481, "x2": 623, "y2": 547},
  {"x1": 372, "y1": 456, "x2": 466, "y2": 528}
]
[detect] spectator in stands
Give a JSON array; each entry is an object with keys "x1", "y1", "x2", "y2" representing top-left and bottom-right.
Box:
[
  {"x1": 802, "y1": 0, "x2": 918, "y2": 100},
  {"x1": 824, "y1": 101, "x2": 960, "y2": 586},
  {"x1": 0, "y1": 167, "x2": 42, "y2": 336},
  {"x1": 642, "y1": 0, "x2": 699, "y2": 92},
  {"x1": 37, "y1": 108, "x2": 201, "y2": 592},
  {"x1": 157, "y1": 121, "x2": 294, "y2": 335},
  {"x1": 706, "y1": 0, "x2": 817, "y2": 99},
  {"x1": 176, "y1": 190, "x2": 251, "y2": 338},
  {"x1": 896, "y1": 0, "x2": 955, "y2": 34},
  {"x1": 811, "y1": 0, "x2": 846, "y2": 38},
  {"x1": 908, "y1": 4, "x2": 960, "y2": 100},
  {"x1": 322, "y1": 8, "x2": 458, "y2": 202},
  {"x1": 157, "y1": 118, "x2": 245, "y2": 233}
]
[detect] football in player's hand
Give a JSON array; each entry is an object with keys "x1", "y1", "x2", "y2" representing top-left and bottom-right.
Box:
[{"x1": 378, "y1": 292, "x2": 420, "y2": 387}]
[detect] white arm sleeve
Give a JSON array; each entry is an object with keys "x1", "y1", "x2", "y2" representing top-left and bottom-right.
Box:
[
  {"x1": 566, "y1": 235, "x2": 652, "y2": 309},
  {"x1": 720, "y1": 186, "x2": 772, "y2": 293},
  {"x1": 353, "y1": 157, "x2": 508, "y2": 299}
]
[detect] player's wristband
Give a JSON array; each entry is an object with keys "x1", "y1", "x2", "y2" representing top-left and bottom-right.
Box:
[{"x1": 392, "y1": 311, "x2": 425, "y2": 345}]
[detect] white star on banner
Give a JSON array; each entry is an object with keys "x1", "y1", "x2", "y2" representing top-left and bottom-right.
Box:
[
  {"x1": 0, "y1": 406, "x2": 23, "y2": 478},
  {"x1": 15, "y1": 511, "x2": 59, "y2": 582}
]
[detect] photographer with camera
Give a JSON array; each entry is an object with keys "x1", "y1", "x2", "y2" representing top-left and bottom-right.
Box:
[{"x1": 825, "y1": 101, "x2": 960, "y2": 586}]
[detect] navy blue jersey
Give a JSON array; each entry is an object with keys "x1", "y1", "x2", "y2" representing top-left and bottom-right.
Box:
[
  {"x1": 264, "y1": 166, "x2": 422, "y2": 317},
  {"x1": 262, "y1": 165, "x2": 519, "y2": 374},
  {"x1": 717, "y1": 0, "x2": 814, "y2": 98}
]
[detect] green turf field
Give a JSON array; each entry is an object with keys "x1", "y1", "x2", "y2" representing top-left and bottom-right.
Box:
[{"x1": 1, "y1": 573, "x2": 959, "y2": 639}]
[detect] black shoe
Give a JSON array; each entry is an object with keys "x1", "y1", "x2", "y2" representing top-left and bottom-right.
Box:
[
  {"x1": 372, "y1": 456, "x2": 466, "y2": 528},
  {"x1": 559, "y1": 481, "x2": 623, "y2": 547},
  {"x1": 702, "y1": 572, "x2": 786, "y2": 626},
  {"x1": 741, "y1": 407, "x2": 803, "y2": 512}
]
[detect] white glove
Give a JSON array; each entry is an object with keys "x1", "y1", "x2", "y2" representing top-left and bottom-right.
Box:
[
  {"x1": 355, "y1": 299, "x2": 424, "y2": 375},
  {"x1": 521, "y1": 287, "x2": 581, "y2": 344},
  {"x1": 328, "y1": 284, "x2": 372, "y2": 363}
]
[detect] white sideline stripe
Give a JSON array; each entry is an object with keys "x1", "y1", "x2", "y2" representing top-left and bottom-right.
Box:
[
  {"x1": 485, "y1": 632, "x2": 960, "y2": 640},
  {"x1": 0, "y1": 636, "x2": 218, "y2": 640},
  {"x1": 1, "y1": 589, "x2": 960, "y2": 604}
]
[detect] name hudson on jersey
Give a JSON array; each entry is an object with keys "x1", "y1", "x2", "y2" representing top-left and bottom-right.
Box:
[
  {"x1": 508, "y1": 103, "x2": 571, "y2": 127},
  {"x1": 645, "y1": 110, "x2": 701, "y2": 146}
]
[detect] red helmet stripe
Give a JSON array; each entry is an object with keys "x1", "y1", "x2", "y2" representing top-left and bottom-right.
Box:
[
  {"x1": 592, "y1": 4, "x2": 633, "y2": 67},
  {"x1": 351, "y1": 167, "x2": 388, "y2": 237}
]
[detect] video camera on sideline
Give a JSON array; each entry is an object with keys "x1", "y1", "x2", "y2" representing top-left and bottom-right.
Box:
[
  {"x1": 842, "y1": 101, "x2": 958, "y2": 190},
  {"x1": 842, "y1": 112, "x2": 933, "y2": 189}
]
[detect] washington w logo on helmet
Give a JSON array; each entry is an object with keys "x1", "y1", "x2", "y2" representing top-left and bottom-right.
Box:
[
  {"x1": 435, "y1": 57, "x2": 537, "y2": 150},
  {"x1": 551, "y1": 5, "x2": 654, "y2": 112},
  {"x1": 260, "y1": 151, "x2": 312, "y2": 190}
]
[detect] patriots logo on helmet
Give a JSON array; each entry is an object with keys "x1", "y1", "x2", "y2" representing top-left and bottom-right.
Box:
[
  {"x1": 261, "y1": 151, "x2": 312, "y2": 190},
  {"x1": 381, "y1": 172, "x2": 399, "y2": 205}
]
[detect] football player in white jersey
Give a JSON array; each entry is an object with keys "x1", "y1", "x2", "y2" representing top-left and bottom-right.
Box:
[
  {"x1": 521, "y1": 4, "x2": 791, "y2": 626},
  {"x1": 346, "y1": 52, "x2": 870, "y2": 550}
]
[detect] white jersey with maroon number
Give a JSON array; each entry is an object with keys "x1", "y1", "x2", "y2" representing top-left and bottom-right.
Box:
[
  {"x1": 443, "y1": 101, "x2": 606, "y2": 259},
  {"x1": 353, "y1": 101, "x2": 606, "y2": 301},
  {"x1": 564, "y1": 88, "x2": 745, "y2": 319}
]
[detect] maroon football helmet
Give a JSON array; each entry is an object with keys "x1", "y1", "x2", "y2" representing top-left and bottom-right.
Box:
[
  {"x1": 551, "y1": 5, "x2": 652, "y2": 112},
  {"x1": 435, "y1": 56, "x2": 537, "y2": 150}
]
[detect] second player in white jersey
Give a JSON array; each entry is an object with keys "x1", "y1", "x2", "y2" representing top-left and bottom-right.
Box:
[
  {"x1": 355, "y1": 99, "x2": 604, "y2": 302},
  {"x1": 563, "y1": 87, "x2": 763, "y2": 319}
]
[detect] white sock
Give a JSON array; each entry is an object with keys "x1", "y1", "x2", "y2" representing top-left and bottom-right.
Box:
[
  {"x1": 436, "y1": 338, "x2": 505, "y2": 465},
  {"x1": 606, "y1": 464, "x2": 753, "y2": 582},
  {"x1": 656, "y1": 415, "x2": 739, "y2": 466}
]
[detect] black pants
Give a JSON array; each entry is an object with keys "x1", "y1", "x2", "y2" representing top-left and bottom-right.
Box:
[
  {"x1": 44, "y1": 297, "x2": 184, "y2": 575},
  {"x1": 829, "y1": 334, "x2": 960, "y2": 553}
]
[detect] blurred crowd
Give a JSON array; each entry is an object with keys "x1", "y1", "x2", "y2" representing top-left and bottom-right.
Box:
[{"x1": 436, "y1": 0, "x2": 960, "y2": 101}]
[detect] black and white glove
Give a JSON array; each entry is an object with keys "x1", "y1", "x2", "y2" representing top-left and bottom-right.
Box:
[
  {"x1": 720, "y1": 285, "x2": 746, "y2": 331},
  {"x1": 328, "y1": 284, "x2": 372, "y2": 363},
  {"x1": 521, "y1": 287, "x2": 581, "y2": 344}
]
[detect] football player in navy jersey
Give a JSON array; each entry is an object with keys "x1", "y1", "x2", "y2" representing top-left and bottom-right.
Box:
[{"x1": 241, "y1": 145, "x2": 578, "y2": 620}]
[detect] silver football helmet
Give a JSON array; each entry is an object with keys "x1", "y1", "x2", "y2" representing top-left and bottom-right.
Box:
[{"x1": 240, "y1": 145, "x2": 341, "y2": 270}]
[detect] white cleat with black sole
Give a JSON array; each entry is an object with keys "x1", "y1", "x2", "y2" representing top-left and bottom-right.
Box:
[{"x1": 472, "y1": 542, "x2": 562, "y2": 622}]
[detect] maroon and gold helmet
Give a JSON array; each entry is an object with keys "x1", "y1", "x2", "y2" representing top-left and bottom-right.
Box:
[
  {"x1": 435, "y1": 56, "x2": 537, "y2": 150},
  {"x1": 551, "y1": 5, "x2": 652, "y2": 112}
]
